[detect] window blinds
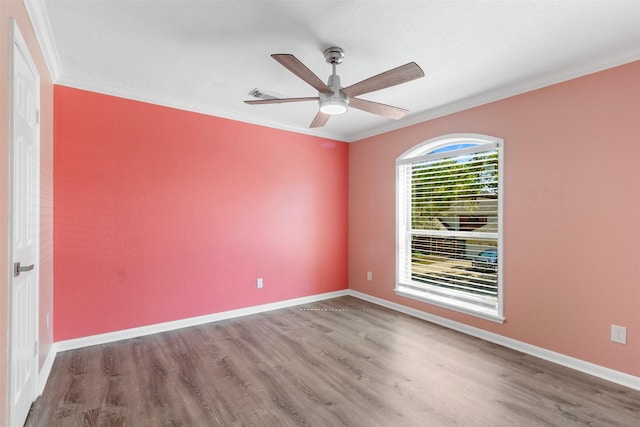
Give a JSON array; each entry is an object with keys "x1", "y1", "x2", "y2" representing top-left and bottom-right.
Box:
[{"x1": 398, "y1": 145, "x2": 500, "y2": 312}]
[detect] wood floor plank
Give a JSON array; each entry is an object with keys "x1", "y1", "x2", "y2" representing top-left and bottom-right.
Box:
[{"x1": 26, "y1": 296, "x2": 640, "y2": 426}]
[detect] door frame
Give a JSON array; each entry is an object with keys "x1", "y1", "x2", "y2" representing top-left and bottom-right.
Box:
[{"x1": 7, "y1": 18, "x2": 40, "y2": 427}]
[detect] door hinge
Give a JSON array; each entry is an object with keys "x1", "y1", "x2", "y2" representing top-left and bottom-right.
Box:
[
  {"x1": 34, "y1": 340, "x2": 38, "y2": 357},
  {"x1": 35, "y1": 109, "x2": 40, "y2": 125}
]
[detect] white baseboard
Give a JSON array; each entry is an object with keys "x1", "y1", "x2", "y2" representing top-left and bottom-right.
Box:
[
  {"x1": 348, "y1": 290, "x2": 640, "y2": 391},
  {"x1": 37, "y1": 345, "x2": 56, "y2": 396},
  {"x1": 45, "y1": 288, "x2": 639, "y2": 393},
  {"x1": 55, "y1": 289, "x2": 349, "y2": 352}
]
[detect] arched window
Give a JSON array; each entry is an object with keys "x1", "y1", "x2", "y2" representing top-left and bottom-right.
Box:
[{"x1": 396, "y1": 134, "x2": 504, "y2": 322}]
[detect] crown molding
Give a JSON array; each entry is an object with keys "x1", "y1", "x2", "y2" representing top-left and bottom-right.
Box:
[
  {"x1": 26, "y1": 0, "x2": 639, "y2": 143},
  {"x1": 24, "y1": 0, "x2": 62, "y2": 81},
  {"x1": 55, "y1": 73, "x2": 352, "y2": 142},
  {"x1": 349, "y1": 51, "x2": 640, "y2": 142},
  {"x1": 64, "y1": 49, "x2": 635, "y2": 144}
]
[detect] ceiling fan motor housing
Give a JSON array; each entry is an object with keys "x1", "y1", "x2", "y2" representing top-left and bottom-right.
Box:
[{"x1": 319, "y1": 74, "x2": 348, "y2": 114}]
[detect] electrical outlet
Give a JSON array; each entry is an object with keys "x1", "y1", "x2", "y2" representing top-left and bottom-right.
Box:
[
  {"x1": 257, "y1": 278, "x2": 263, "y2": 289},
  {"x1": 367, "y1": 271, "x2": 372, "y2": 281},
  {"x1": 611, "y1": 325, "x2": 627, "y2": 344}
]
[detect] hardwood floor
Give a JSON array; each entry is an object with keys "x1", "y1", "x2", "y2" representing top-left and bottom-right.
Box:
[{"x1": 26, "y1": 296, "x2": 640, "y2": 426}]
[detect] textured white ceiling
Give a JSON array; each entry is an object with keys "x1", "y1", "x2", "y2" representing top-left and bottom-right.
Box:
[{"x1": 28, "y1": 0, "x2": 640, "y2": 141}]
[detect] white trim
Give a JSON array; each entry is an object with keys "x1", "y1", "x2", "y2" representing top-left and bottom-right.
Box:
[
  {"x1": 394, "y1": 287, "x2": 504, "y2": 324},
  {"x1": 54, "y1": 76, "x2": 346, "y2": 141},
  {"x1": 397, "y1": 133, "x2": 501, "y2": 162},
  {"x1": 24, "y1": 0, "x2": 62, "y2": 81},
  {"x1": 8, "y1": 19, "x2": 41, "y2": 427},
  {"x1": 396, "y1": 134, "x2": 504, "y2": 322},
  {"x1": 348, "y1": 51, "x2": 640, "y2": 142},
  {"x1": 55, "y1": 290, "x2": 349, "y2": 352},
  {"x1": 348, "y1": 290, "x2": 640, "y2": 391},
  {"x1": 20, "y1": 1, "x2": 640, "y2": 142},
  {"x1": 34, "y1": 50, "x2": 640, "y2": 144},
  {"x1": 37, "y1": 346, "x2": 56, "y2": 397},
  {"x1": 43, "y1": 288, "x2": 639, "y2": 393},
  {"x1": 396, "y1": 142, "x2": 498, "y2": 165}
]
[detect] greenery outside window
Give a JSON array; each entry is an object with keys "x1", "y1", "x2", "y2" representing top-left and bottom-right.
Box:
[{"x1": 396, "y1": 134, "x2": 504, "y2": 323}]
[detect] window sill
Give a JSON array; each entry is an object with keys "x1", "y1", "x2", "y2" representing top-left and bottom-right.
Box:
[{"x1": 395, "y1": 286, "x2": 505, "y2": 324}]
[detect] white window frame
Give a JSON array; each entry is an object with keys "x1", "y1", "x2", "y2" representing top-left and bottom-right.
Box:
[{"x1": 395, "y1": 134, "x2": 505, "y2": 323}]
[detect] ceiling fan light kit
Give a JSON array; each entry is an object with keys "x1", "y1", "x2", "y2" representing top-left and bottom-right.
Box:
[
  {"x1": 319, "y1": 74, "x2": 348, "y2": 115},
  {"x1": 245, "y1": 46, "x2": 424, "y2": 128},
  {"x1": 319, "y1": 98, "x2": 348, "y2": 115}
]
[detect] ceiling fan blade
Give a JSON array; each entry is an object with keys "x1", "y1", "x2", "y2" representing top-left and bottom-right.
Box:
[
  {"x1": 272, "y1": 54, "x2": 332, "y2": 94},
  {"x1": 348, "y1": 97, "x2": 408, "y2": 120},
  {"x1": 342, "y1": 62, "x2": 425, "y2": 98},
  {"x1": 310, "y1": 111, "x2": 330, "y2": 128},
  {"x1": 245, "y1": 97, "x2": 319, "y2": 105}
]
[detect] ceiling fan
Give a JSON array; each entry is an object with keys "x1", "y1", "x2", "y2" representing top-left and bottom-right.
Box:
[{"x1": 245, "y1": 47, "x2": 425, "y2": 128}]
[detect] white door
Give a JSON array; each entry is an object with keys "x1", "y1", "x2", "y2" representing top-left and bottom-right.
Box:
[{"x1": 9, "y1": 19, "x2": 40, "y2": 427}]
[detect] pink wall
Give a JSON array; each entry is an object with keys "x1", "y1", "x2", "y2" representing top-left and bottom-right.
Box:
[
  {"x1": 349, "y1": 61, "x2": 640, "y2": 376},
  {"x1": 0, "y1": 1, "x2": 55, "y2": 424},
  {"x1": 54, "y1": 86, "x2": 348, "y2": 341}
]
